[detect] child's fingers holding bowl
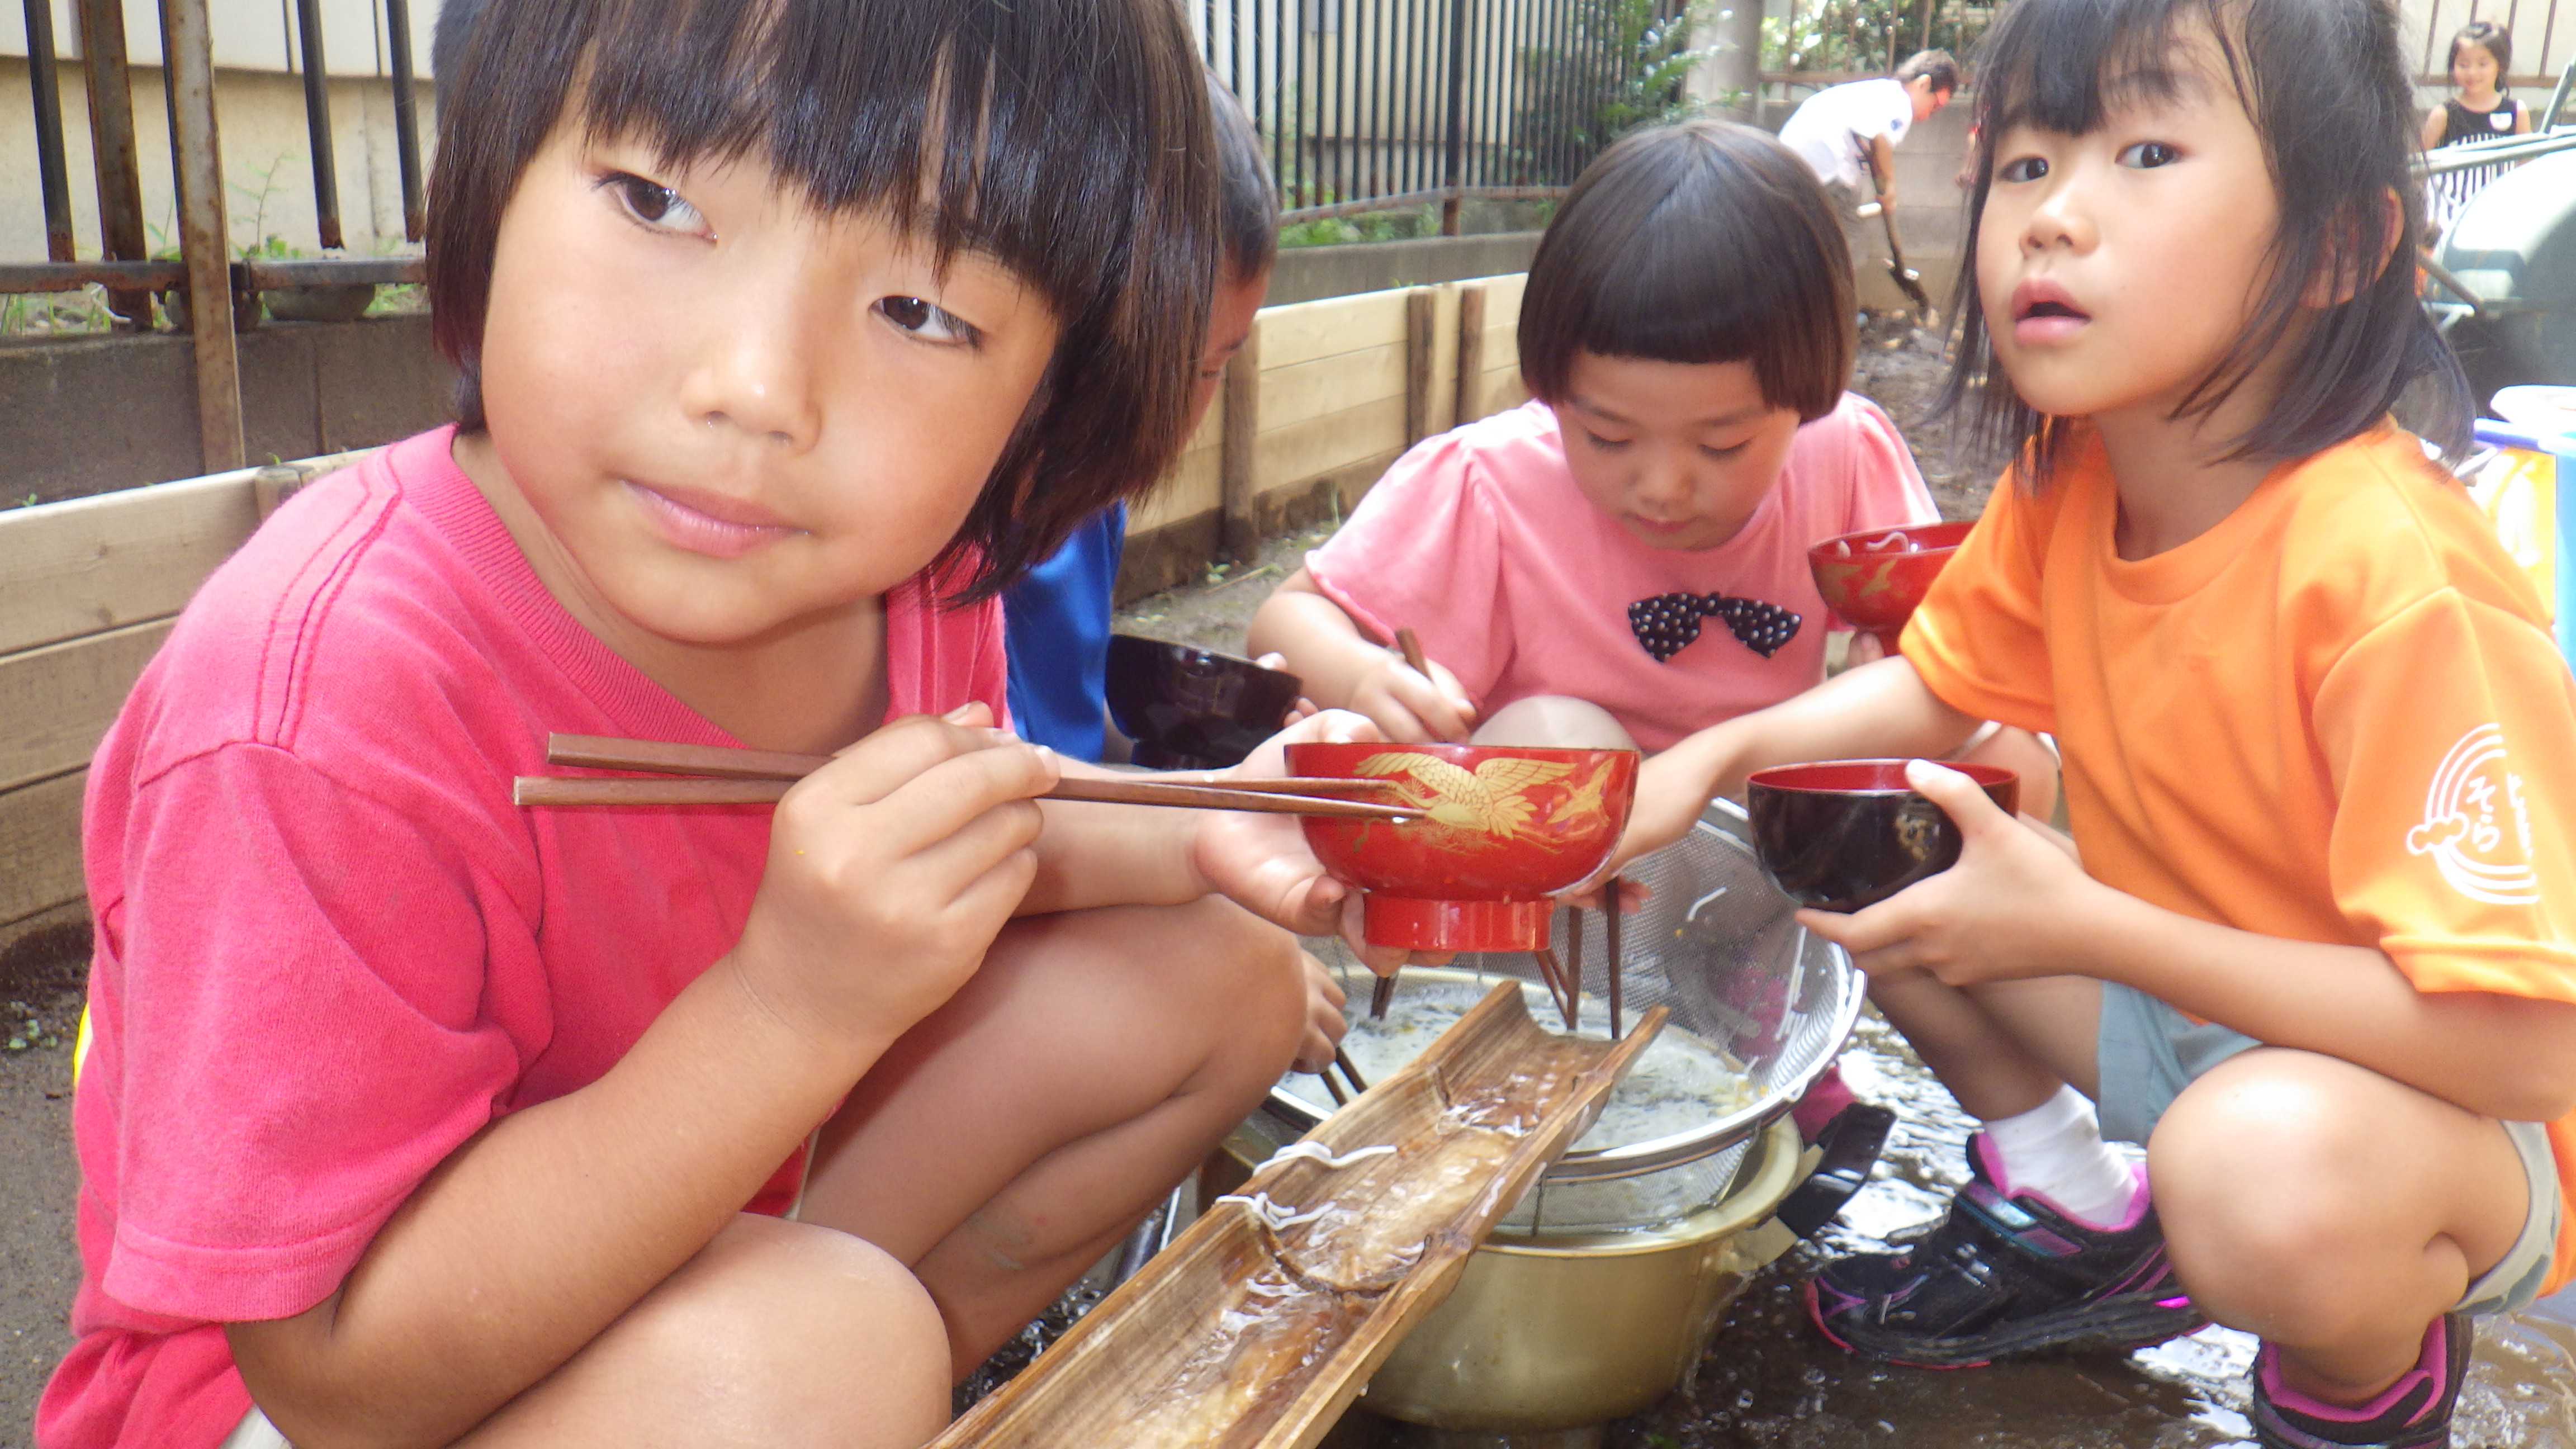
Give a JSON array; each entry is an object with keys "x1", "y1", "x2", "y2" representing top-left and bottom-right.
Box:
[
  {"x1": 1904, "y1": 757, "x2": 2014, "y2": 835},
  {"x1": 1794, "y1": 894, "x2": 1937, "y2": 976}
]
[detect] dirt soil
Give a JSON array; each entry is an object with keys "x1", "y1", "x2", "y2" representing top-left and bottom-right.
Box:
[{"x1": 5, "y1": 323, "x2": 2569, "y2": 1445}]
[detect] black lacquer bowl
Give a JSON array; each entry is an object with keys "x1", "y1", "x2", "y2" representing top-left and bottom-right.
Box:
[
  {"x1": 1745, "y1": 759, "x2": 2019, "y2": 912},
  {"x1": 1104, "y1": 634, "x2": 1305, "y2": 770}
]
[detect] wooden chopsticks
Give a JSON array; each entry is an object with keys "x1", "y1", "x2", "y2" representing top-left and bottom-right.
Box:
[{"x1": 515, "y1": 734, "x2": 1414, "y2": 821}]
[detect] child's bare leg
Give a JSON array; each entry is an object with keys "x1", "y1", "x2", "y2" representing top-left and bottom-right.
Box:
[
  {"x1": 797, "y1": 896, "x2": 1310, "y2": 1375},
  {"x1": 2148, "y1": 1048, "x2": 2528, "y2": 1403},
  {"x1": 458, "y1": 1214, "x2": 946, "y2": 1447},
  {"x1": 1866, "y1": 969, "x2": 2095, "y2": 1118},
  {"x1": 1469, "y1": 695, "x2": 1639, "y2": 750}
]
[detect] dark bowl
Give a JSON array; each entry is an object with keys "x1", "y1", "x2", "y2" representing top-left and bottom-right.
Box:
[
  {"x1": 1745, "y1": 759, "x2": 2019, "y2": 913},
  {"x1": 1104, "y1": 634, "x2": 1304, "y2": 770},
  {"x1": 1807, "y1": 520, "x2": 1975, "y2": 646}
]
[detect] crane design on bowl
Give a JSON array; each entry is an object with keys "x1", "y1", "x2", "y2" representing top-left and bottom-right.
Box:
[{"x1": 1286, "y1": 742, "x2": 1640, "y2": 951}]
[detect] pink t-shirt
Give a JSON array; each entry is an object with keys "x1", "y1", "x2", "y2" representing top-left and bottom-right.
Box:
[
  {"x1": 1305, "y1": 394, "x2": 1937, "y2": 751},
  {"x1": 39, "y1": 428, "x2": 1008, "y2": 1449}
]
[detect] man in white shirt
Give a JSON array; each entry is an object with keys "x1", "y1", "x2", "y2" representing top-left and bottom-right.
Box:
[{"x1": 1777, "y1": 51, "x2": 1959, "y2": 301}]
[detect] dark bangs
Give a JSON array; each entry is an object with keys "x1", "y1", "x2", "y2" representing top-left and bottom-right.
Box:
[
  {"x1": 1942, "y1": 0, "x2": 2469, "y2": 483},
  {"x1": 427, "y1": 0, "x2": 1218, "y2": 598},
  {"x1": 1518, "y1": 121, "x2": 1853, "y2": 421}
]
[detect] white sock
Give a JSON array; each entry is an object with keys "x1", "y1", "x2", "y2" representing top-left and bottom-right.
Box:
[{"x1": 1981, "y1": 1086, "x2": 2138, "y2": 1228}]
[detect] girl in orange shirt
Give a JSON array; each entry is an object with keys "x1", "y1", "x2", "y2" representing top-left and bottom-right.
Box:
[{"x1": 1619, "y1": 0, "x2": 2576, "y2": 1444}]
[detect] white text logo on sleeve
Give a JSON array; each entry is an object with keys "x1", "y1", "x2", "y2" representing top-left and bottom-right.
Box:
[{"x1": 2404, "y1": 723, "x2": 2539, "y2": 905}]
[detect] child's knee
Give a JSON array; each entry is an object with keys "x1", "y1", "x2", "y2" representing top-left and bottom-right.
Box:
[
  {"x1": 1469, "y1": 695, "x2": 1638, "y2": 751},
  {"x1": 1172, "y1": 898, "x2": 1311, "y2": 1044},
  {"x1": 2148, "y1": 1054, "x2": 2388, "y2": 1284},
  {"x1": 634, "y1": 1218, "x2": 947, "y2": 1427}
]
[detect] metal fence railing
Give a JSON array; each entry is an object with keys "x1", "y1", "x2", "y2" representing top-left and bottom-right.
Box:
[
  {"x1": 6, "y1": 0, "x2": 429, "y2": 475},
  {"x1": 1197, "y1": 0, "x2": 1679, "y2": 228},
  {"x1": 14, "y1": 0, "x2": 1655, "y2": 471}
]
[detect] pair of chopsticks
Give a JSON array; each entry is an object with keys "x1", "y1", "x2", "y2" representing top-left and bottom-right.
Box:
[
  {"x1": 1525, "y1": 878, "x2": 1626, "y2": 1038},
  {"x1": 514, "y1": 734, "x2": 1414, "y2": 821},
  {"x1": 1315, "y1": 1048, "x2": 1371, "y2": 1106}
]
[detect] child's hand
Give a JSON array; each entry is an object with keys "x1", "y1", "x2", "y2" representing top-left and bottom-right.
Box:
[
  {"x1": 1293, "y1": 948, "x2": 1349, "y2": 1073},
  {"x1": 1589, "y1": 747, "x2": 1718, "y2": 886},
  {"x1": 727, "y1": 703, "x2": 1057, "y2": 1049},
  {"x1": 1795, "y1": 759, "x2": 2106, "y2": 987},
  {"x1": 1254, "y1": 653, "x2": 1322, "y2": 728},
  {"x1": 1192, "y1": 709, "x2": 1447, "y2": 979},
  {"x1": 1350, "y1": 648, "x2": 1477, "y2": 743}
]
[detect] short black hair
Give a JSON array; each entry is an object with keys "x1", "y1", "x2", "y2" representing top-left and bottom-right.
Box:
[
  {"x1": 1211, "y1": 77, "x2": 1278, "y2": 283},
  {"x1": 427, "y1": 0, "x2": 1219, "y2": 599},
  {"x1": 2449, "y1": 20, "x2": 2512, "y2": 74},
  {"x1": 1940, "y1": 0, "x2": 2469, "y2": 481},
  {"x1": 1517, "y1": 120, "x2": 1853, "y2": 421},
  {"x1": 1896, "y1": 49, "x2": 1961, "y2": 93}
]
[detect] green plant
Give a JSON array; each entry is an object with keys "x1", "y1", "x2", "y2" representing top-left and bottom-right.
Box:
[
  {"x1": 1277, "y1": 202, "x2": 1442, "y2": 249},
  {"x1": 0, "y1": 286, "x2": 116, "y2": 338},
  {"x1": 1764, "y1": 0, "x2": 1990, "y2": 78},
  {"x1": 228, "y1": 154, "x2": 307, "y2": 261},
  {"x1": 1513, "y1": 0, "x2": 1714, "y2": 177}
]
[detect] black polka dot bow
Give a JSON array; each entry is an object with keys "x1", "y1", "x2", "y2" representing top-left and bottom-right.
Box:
[{"x1": 1628, "y1": 593, "x2": 1803, "y2": 661}]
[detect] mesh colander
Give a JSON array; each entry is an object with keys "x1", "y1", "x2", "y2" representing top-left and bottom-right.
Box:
[{"x1": 1263, "y1": 798, "x2": 1862, "y2": 1233}]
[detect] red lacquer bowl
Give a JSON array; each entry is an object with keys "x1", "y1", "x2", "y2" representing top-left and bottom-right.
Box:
[
  {"x1": 1286, "y1": 741, "x2": 1640, "y2": 951},
  {"x1": 1808, "y1": 520, "x2": 1974, "y2": 650}
]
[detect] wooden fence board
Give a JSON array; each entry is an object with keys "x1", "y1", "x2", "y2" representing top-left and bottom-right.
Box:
[
  {"x1": 1253, "y1": 395, "x2": 1409, "y2": 492},
  {"x1": 0, "y1": 770, "x2": 87, "y2": 929},
  {"x1": 1467, "y1": 366, "x2": 1531, "y2": 425},
  {"x1": 1257, "y1": 289, "x2": 1412, "y2": 372},
  {"x1": 0, "y1": 620, "x2": 172, "y2": 795},
  {"x1": 1256, "y1": 340, "x2": 1407, "y2": 434},
  {"x1": 1130, "y1": 442, "x2": 1222, "y2": 534},
  {"x1": 0, "y1": 475, "x2": 261, "y2": 658},
  {"x1": 0, "y1": 448, "x2": 372, "y2": 660}
]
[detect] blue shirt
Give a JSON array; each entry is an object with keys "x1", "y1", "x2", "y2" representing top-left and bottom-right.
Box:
[{"x1": 1002, "y1": 503, "x2": 1127, "y2": 760}]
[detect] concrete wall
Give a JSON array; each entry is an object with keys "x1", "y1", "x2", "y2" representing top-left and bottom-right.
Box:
[{"x1": 1, "y1": 313, "x2": 451, "y2": 504}]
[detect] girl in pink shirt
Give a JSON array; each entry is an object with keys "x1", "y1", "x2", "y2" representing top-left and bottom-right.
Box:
[
  {"x1": 1252, "y1": 121, "x2": 2053, "y2": 811},
  {"x1": 46, "y1": 4, "x2": 1407, "y2": 1448}
]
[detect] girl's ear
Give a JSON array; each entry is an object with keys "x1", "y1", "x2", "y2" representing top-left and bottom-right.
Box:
[{"x1": 2303, "y1": 188, "x2": 2405, "y2": 310}]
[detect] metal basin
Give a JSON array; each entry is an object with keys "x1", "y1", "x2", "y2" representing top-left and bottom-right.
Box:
[{"x1": 1358, "y1": 1116, "x2": 1806, "y2": 1433}]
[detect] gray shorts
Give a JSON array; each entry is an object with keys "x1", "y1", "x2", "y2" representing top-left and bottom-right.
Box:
[{"x1": 2097, "y1": 981, "x2": 2561, "y2": 1317}]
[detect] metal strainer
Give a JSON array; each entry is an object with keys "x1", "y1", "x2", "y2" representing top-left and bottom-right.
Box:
[{"x1": 1264, "y1": 798, "x2": 1863, "y2": 1233}]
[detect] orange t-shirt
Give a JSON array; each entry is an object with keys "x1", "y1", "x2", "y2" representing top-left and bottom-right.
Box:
[{"x1": 1905, "y1": 422, "x2": 2576, "y2": 1296}]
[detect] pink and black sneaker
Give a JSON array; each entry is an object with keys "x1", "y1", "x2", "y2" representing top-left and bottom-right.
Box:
[
  {"x1": 2250, "y1": 1314, "x2": 2472, "y2": 1449},
  {"x1": 1805, "y1": 1131, "x2": 2205, "y2": 1368}
]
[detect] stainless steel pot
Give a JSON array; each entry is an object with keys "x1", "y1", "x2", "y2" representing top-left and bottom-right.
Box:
[{"x1": 1271, "y1": 800, "x2": 1862, "y2": 1233}]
